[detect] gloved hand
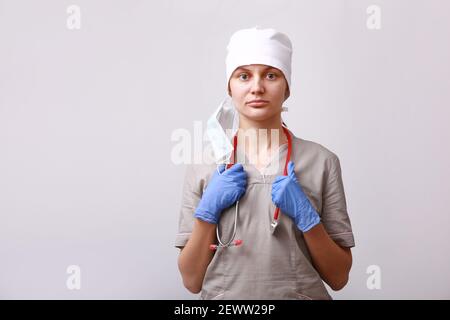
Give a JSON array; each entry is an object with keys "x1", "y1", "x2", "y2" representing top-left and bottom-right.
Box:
[
  {"x1": 271, "y1": 161, "x2": 320, "y2": 232},
  {"x1": 194, "y1": 163, "x2": 247, "y2": 224}
]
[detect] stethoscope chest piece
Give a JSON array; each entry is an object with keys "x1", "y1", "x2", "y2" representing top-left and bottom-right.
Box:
[{"x1": 270, "y1": 218, "x2": 279, "y2": 234}]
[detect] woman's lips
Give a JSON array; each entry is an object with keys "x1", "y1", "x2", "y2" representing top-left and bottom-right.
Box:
[{"x1": 246, "y1": 100, "x2": 269, "y2": 107}]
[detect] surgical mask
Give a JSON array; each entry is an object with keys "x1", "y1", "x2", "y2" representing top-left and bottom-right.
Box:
[{"x1": 206, "y1": 96, "x2": 239, "y2": 164}]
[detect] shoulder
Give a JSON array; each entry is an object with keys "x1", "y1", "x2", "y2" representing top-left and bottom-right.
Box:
[
  {"x1": 289, "y1": 135, "x2": 344, "y2": 186},
  {"x1": 185, "y1": 162, "x2": 217, "y2": 174},
  {"x1": 182, "y1": 163, "x2": 217, "y2": 187},
  {"x1": 291, "y1": 135, "x2": 339, "y2": 162}
]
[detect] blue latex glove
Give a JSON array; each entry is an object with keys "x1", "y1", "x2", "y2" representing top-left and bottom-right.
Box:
[
  {"x1": 194, "y1": 163, "x2": 247, "y2": 224},
  {"x1": 271, "y1": 161, "x2": 320, "y2": 232}
]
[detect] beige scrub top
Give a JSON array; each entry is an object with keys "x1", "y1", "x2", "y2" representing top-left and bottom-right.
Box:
[{"x1": 175, "y1": 132, "x2": 355, "y2": 300}]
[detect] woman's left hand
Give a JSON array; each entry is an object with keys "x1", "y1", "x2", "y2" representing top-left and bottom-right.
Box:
[{"x1": 271, "y1": 161, "x2": 321, "y2": 232}]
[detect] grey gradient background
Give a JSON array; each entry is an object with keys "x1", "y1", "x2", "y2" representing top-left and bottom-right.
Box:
[{"x1": 1, "y1": 0, "x2": 449, "y2": 299}]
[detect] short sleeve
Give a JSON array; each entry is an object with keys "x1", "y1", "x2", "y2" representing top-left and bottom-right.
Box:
[
  {"x1": 321, "y1": 156, "x2": 355, "y2": 248},
  {"x1": 174, "y1": 165, "x2": 202, "y2": 249}
]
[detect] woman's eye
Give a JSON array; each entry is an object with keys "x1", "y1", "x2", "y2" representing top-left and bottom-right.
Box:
[
  {"x1": 267, "y1": 73, "x2": 277, "y2": 80},
  {"x1": 238, "y1": 73, "x2": 249, "y2": 81}
]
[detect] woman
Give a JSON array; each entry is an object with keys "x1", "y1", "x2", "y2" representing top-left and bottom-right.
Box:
[{"x1": 175, "y1": 27, "x2": 355, "y2": 300}]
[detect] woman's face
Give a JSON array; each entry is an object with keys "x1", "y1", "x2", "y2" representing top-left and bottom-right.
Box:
[{"x1": 229, "y1": 64, "x2": 288, "y2": 122}]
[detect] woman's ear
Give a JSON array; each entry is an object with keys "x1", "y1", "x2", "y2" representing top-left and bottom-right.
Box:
[
  {"x1": 284, "y1": 87, "x2": 290, "y2": 101},
  {"x1": 283, "y1": 77, "x2": 290, "y2": 101}
]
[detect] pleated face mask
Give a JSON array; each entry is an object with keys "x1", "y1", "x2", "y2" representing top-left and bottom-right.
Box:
[{"x1": 206, "y1": 96, "x2": 239, "y2": 164}]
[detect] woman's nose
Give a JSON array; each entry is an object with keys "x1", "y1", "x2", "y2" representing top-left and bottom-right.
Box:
[{"x1": 250, "y1": 77, "x2": 265, "y2": 94}]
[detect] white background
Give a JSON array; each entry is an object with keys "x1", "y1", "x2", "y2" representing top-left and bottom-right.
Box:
[{"x1": 1, "y1": 0, "x2": 449, "y2": 299}]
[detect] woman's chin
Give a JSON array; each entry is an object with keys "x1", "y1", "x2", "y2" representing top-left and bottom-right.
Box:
[{"x1": 242, "y1": 108, "x2": 277, "y2": 122}]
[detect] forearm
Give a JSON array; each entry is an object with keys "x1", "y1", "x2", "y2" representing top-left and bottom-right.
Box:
[
  {"x1": 303, "y1": 223, "x2": 352, "y2": 291},
  {"x1": 177, "y1": 218, "x2": 216, "y2": 293}
]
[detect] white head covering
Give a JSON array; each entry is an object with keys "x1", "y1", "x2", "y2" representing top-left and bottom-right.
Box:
[
  {"x1": 206, "y1": 26, "x2": 293, "y2": 163},
  {"x1": 225, "y1": 26, "x2": 293, "y2": 98}
]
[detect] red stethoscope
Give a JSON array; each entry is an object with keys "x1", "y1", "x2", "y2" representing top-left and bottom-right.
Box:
[{"x1": 210, "y1": 125, "x2": 293, "y2": 250}]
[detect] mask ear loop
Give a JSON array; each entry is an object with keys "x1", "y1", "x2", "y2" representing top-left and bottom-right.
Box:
[{"x1": 210, "y1": 135, "x2": 243, "y2": 250}]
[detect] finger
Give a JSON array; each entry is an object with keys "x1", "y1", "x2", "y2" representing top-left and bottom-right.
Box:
[
  {"x1": 272, "y1": 180, "x2": 284, "y2": 192},
  {"x1": 273, "y1": 176, "x2": 288, "y2": 187},
  {"x1": 229, "y1": 172, "x2": 247, "y2": 183},
  {"x1": 273, "y1": 176, "x2": 285, "y2": 184},
  {"x1": 271, "y1": 181, "x2": 282, "y2": 193},
  {"x1": 271, "y1": 191, "x2": 279, "y2": 205},
  {"x1": 235, "y1": 171, "x2": 248, "y2": 179},
  {"x1": 288, "y1": 161, "x2": 297, "y2": 181},
  {"x1": 288, "y1": 161, "x2": 295, "y2": 175},
  {"x1": 217, "y1": 164, "x2": 226, "y2": 174},
  {"x1": 228, "y1": 163, "x2": 244, "y2": 172},
  {"x1": 237, "y1": 187, "x2": 246, "y2": 199},
  {"x1": 272, "y1": 184, "x2": 282, "y2": 195},
  {"x1": 235, "y1": 180, "x2": 247, "y2": 189},
  {"x1": 225, "y1": 163, "x2": 244, "y2": 175}
]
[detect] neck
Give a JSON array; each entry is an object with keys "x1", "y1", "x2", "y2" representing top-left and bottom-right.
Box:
[
  {"x1": 238, "y1": 112, "x2": 284, "y2": 131},
  {"x1": 238, "y1": 113, "x2": 288, "y2": 154}
]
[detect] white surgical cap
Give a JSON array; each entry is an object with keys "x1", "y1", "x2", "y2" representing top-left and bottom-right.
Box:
[{"x1": 225, "y1": 26, "x2": 293, "y2": 98}]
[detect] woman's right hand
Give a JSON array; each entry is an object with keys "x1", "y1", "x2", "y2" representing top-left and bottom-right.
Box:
[{"x1": 194, "y1": 163, "x2": 247, "y2": 224}]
